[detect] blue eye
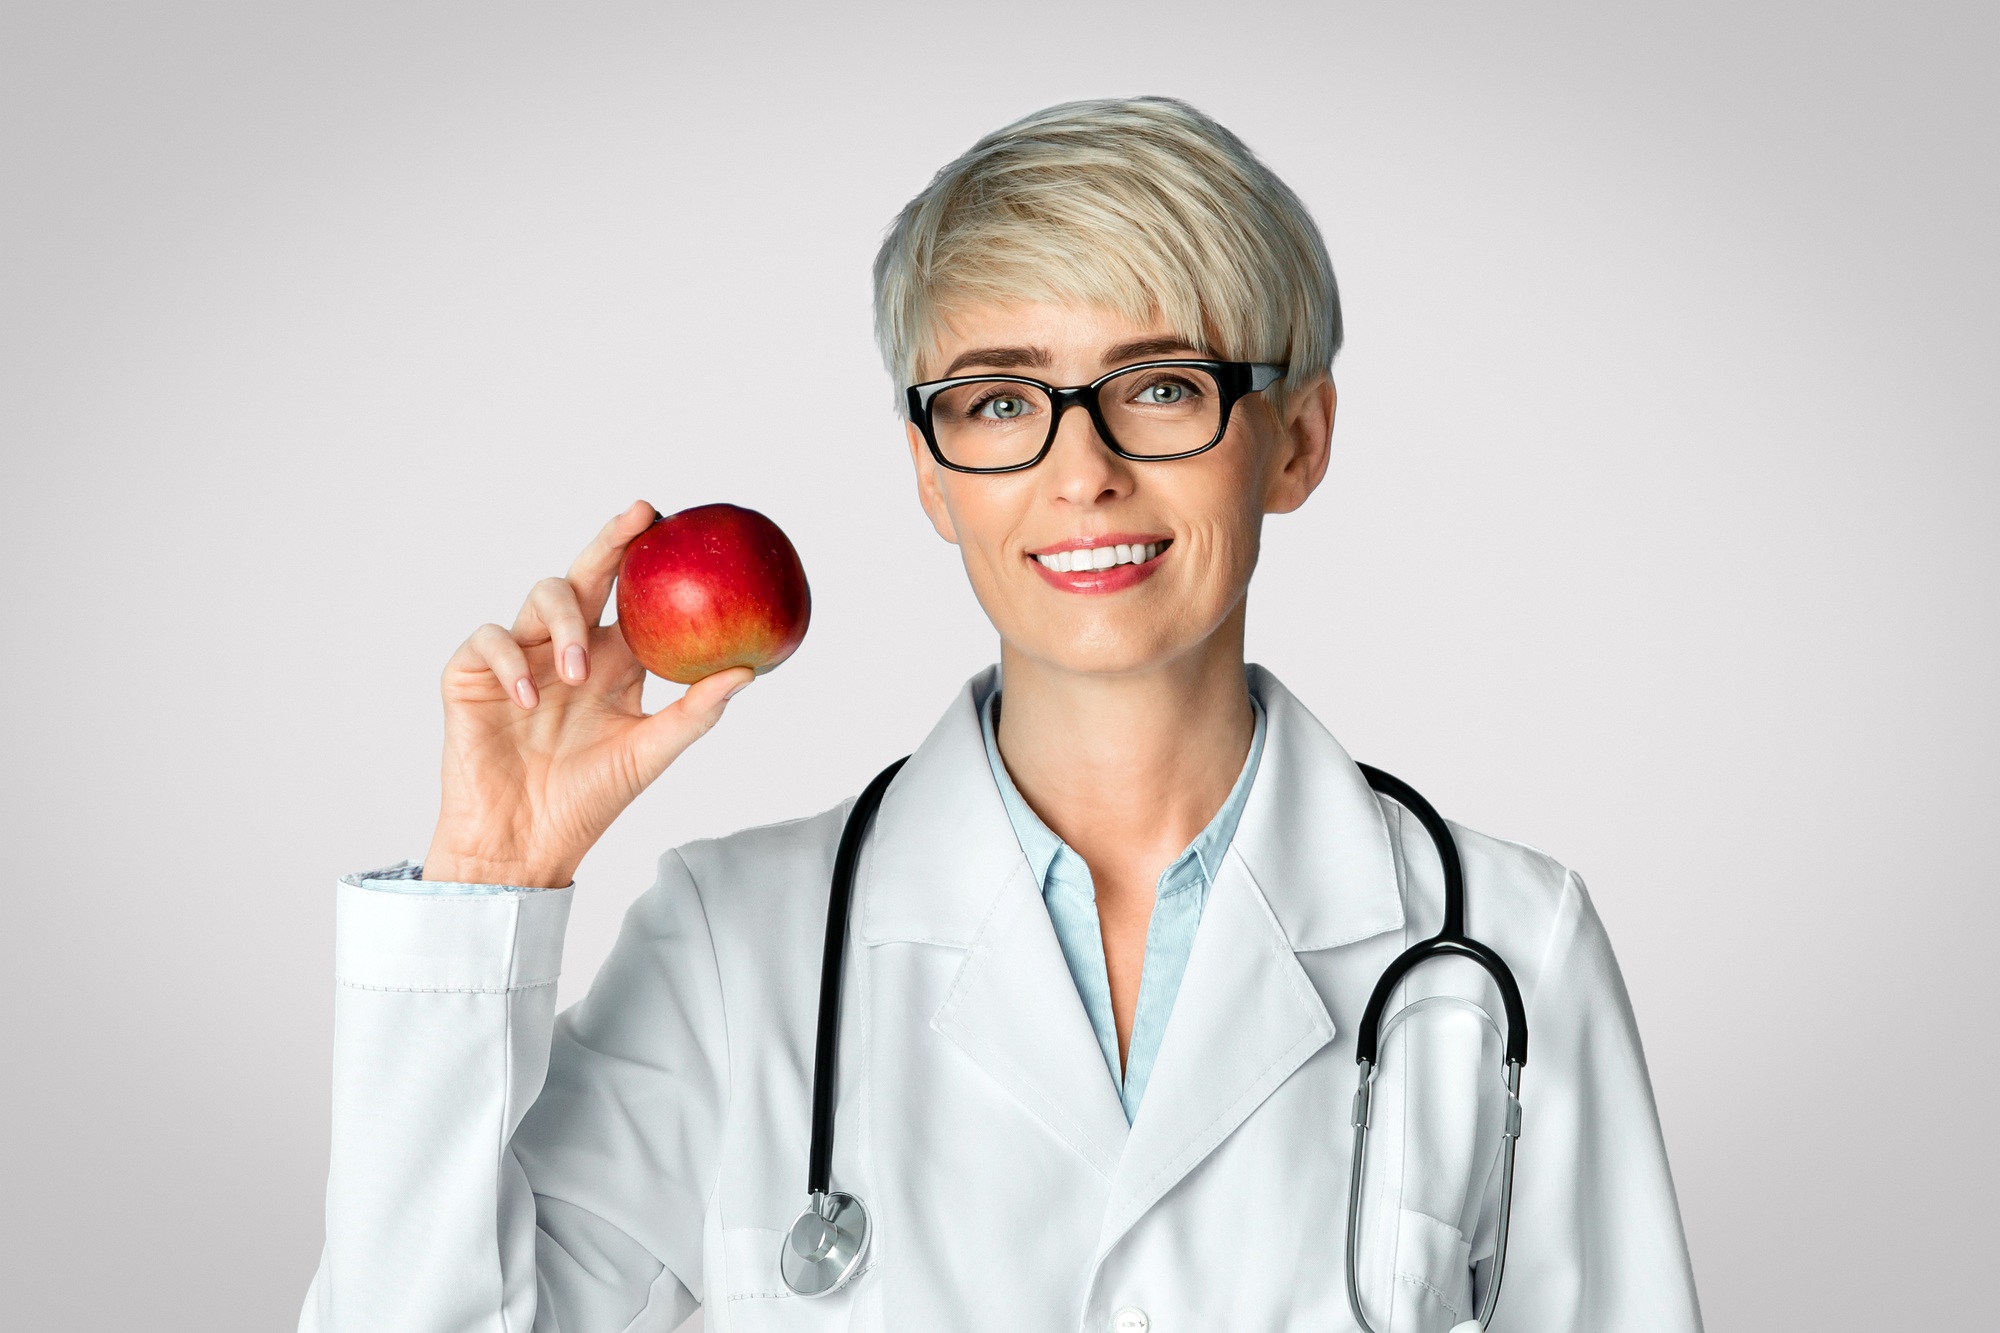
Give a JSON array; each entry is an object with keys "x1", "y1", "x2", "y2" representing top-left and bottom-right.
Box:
[
  {"x1": 981, "y1": 396, "x2": 1028, "y2": 419},
  {"x1": 1124, "y1": 374, "x2": 1204, "y2": 407}
]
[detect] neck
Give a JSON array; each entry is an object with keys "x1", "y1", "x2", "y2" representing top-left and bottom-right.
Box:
[{"x1": 994, "y1": 605, "x2": 1256, "y2": 871}]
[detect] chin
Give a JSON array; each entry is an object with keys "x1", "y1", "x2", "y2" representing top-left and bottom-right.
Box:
[
  {"x1": 1009, "y1": 616, "x2": 1211, "y2": 679},
  {"x1": 976, "y1": 563, "x2": 1245, "y2": 679}
]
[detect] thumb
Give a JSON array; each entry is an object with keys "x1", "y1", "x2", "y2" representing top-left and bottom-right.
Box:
[{"x1": 626, "y1": 666, "x2": 757, "y2": 783}]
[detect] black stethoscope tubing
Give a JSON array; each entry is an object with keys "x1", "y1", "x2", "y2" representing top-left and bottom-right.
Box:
[
  {"x1": 1351, "y1": 763, "x2": 1528, "y2": 1070},
  {"x1": 788, "y1": 754, "x2": 1529, "y2": 1326},
  {"x1": 805, "y1": 754, "x2": 907, "y2": 1198}
]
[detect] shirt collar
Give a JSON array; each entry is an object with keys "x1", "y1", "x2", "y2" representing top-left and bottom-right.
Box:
[{"x1": 977, "y1": 674, "x2": 1268, "y2": 896}]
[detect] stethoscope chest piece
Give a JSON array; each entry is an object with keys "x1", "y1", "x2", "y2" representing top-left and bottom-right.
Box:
[{"x1": 780, "y1": 1190, "x2": 871, "y2": 1297}]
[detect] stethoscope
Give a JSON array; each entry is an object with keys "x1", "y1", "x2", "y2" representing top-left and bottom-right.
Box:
[{"x1": 779, "y1": 756, "x2": 1529, "y2": 1333}]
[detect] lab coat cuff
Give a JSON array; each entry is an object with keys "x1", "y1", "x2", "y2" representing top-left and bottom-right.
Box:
[{"x1": 333, "y1": 873, "x2": 573, "y2": 993}]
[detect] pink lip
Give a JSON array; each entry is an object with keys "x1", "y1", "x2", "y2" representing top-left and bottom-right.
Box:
[{"x1": 1027, "y1": 536, "x2": 1173, "y2": 595}]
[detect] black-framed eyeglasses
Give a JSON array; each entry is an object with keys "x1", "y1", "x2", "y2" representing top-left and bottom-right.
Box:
[{"x1": 906, "y1": 359, "x2": 1285, "y2": 474}]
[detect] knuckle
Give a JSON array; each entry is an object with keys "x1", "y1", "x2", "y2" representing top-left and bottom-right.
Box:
[{"x1": 478, "y1": 625, "x2": 526, "y2": 661}]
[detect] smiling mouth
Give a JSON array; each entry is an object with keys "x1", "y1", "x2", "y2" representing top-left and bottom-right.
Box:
[{"x1": 1030, "y1": 539, "x2": 1172, "y2": 574}]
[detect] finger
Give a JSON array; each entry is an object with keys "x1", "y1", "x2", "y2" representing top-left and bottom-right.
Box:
[
  {"x1": 566, "y1": 499, "x2": 658, "y2": 626},
  {"x1": 514, "y1": 577, "x2": 593, "y2": 684},
  {"x1": 624, "y1": 666, "x2": 755, "y2": 784},
  {"x1": 453, "y1": 623, "x2": 540, "y2": 710}
]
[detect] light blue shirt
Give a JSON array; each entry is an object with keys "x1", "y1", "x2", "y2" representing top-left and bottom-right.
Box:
[{"x1": 979, "y1": 682, "x2": 1266, "y2": 1122}]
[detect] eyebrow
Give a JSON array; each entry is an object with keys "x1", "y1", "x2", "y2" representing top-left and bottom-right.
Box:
[
  {"x1": 1103, "y1": 336, "x2": 1207, "y2": 364},
  {"x1": 941, "y1": 345, "x2": 1050, "y2": 377},
  {"x1": 938, "y1": 335, "x2": 1208, "y2": 380}
]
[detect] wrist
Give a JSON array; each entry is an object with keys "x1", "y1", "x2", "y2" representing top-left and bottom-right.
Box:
[{"x1": 421, "y1": 835, "x2": 576, "y2": 890}]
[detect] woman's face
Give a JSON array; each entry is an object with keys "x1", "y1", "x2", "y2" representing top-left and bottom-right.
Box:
[{"x1": 907, "y1": 301, "x2": 1335, "y2": 679}]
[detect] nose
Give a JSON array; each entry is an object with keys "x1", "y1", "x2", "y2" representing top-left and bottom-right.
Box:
[{"x1": 1042, "y1": 400, "x2": 1131, "y2": 506}]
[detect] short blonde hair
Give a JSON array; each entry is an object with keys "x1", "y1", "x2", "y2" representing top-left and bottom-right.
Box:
[{"x1": 872, "y1": 96, "x2": 1340, "y2": 413}]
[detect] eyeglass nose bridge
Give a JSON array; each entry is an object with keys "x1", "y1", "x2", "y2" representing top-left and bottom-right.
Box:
[{"x1": 1040, "y1": 383, "x2": 1123, "y2": 461}]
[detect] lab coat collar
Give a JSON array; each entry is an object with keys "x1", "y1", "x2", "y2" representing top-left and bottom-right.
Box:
[
  {"x1": 857, "y1": 664, "x2": 1022, "y2": 949},
  {"x1": 857, "y1": 664, "x2": 1404, "y2": 955},
  {"x1": 1233, "y1": 663, "x2": 1406, "y2": 951}
]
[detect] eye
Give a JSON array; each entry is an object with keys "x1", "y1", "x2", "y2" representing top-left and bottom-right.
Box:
[
  {"x1": 969, "y1": 392, "x2": 1034, "y2": 421},
  {"x1": 1126, "y1": 373, "x2": 1204, "y2": 407}
]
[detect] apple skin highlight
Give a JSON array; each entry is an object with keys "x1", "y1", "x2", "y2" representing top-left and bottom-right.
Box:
[{"x1": 615, "y1": 503, "x2": 811, "y2": 685}]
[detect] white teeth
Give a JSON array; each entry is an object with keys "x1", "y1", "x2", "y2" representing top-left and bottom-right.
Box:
[{"x1": 1033, "y1": 541, "x2": 1168, "y2": 572}]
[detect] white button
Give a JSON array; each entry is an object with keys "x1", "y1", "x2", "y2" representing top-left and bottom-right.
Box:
[{"x1": 1111, "y1": 1309, "x2": 1150, "y2": 1333}]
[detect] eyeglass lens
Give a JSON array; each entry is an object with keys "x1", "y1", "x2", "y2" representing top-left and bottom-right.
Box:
[{"x1": 928, "y1": 365, "x2": 1225, "y2": 469}]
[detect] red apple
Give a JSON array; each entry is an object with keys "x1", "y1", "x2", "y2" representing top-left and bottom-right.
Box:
[{"x1": 615, "y1": 503, "x2": 811, "y2": 685}]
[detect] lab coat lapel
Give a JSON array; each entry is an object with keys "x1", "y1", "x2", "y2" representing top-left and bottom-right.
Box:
[
  {"x1": 1096, "y1": 850, "x2": 1336, "y2": 1250},
  {"x1": 1096, "y1": 667, "x2": 1406, "y2": 1254},
  {"x1": 931, "y1": 862, "x2": 1133, "y2": 1177},
  {"x1": 860, "y1": 668, "x2": 1131, "y2": 1178}
]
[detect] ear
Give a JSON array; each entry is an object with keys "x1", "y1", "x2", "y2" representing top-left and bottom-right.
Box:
[
  {"x1": 1262, "y1": 375, "x2": 1336, "y2": 515},
  {"x1": 906, "y1": 421, "x2": 961, "y2": 545}
]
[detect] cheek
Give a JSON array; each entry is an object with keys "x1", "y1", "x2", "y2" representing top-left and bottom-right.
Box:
[
  {"x1": 936, "y1": 474, "x2": 1029, "y2": 577},
  {"x1": 1165, "y1": 455, "x2": 1267, "y2": 573}
]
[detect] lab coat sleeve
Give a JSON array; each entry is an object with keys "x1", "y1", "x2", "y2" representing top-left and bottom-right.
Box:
[
  {"x1": 1489, "y1": 871, "x2": 1704, "y2": 1333},
  {"x1": 299, "y1": 851, "x2": 730, "y2": 1333}
]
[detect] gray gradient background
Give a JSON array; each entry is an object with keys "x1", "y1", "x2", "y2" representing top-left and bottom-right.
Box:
[{"x1": 2, "y1": 4, "x2": 1994, "y2": 1330}]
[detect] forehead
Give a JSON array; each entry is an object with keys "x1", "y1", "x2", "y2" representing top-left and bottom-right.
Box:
[{"x1": 924, "y1": 301, "x2": 1208, "y2": 379}]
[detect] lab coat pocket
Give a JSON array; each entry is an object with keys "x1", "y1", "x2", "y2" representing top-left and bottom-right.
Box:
[
  {"x1": 720, "y1": 1226, "x2": 877, "y2": 1331},
  {"x1": 1393, "y1": 1207, "x2": 1474, "y2": 1330}
]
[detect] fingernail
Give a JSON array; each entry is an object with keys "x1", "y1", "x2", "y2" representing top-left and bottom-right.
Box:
[
  {"x1": 515, "y1": 677, "x2": 537, "y2": 708},
  {"x1": 564, "y1": 645, "x2": 587, "y2": 682},
  {"x1": 724, "y1": 677, "x2": 752, "y2": 701}
]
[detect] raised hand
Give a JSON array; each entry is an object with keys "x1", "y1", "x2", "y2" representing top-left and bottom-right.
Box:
[{"x1": 420, "y1": 501, "x2": 754, "y2": 888}]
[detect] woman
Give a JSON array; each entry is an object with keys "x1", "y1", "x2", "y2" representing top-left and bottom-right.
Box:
[{"x1": 301, "y1": 98, "x2": 1702, "y2": 1332}]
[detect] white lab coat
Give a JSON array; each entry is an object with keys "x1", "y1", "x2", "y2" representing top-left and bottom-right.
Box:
[{"x1": 300, "y1": 666, "x2": 1702, "y2": 1332}]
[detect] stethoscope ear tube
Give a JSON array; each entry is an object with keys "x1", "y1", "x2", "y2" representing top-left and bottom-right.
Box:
[{"x1": 1355, "y1": 937, "x2": 1528, "y2": 1069}]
